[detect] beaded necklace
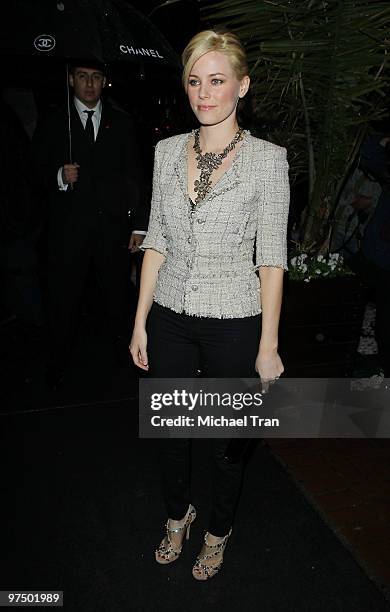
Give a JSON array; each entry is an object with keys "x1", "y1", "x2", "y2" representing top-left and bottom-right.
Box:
[{"x1": 191, "y1": 127, "x2": 244, "y2": 210}]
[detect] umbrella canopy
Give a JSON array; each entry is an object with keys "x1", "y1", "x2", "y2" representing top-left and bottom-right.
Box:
[{"x1": 0, "y1": 0, "x2": 180, "y2": 68}]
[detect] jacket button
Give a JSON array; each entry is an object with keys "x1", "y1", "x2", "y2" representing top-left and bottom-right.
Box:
[
  {"x1": 191, "y1": 285, "x2": 198, "y2": 291},
  {"x1": 197, "y1": 218, "x2": 205, "y2": 224}
]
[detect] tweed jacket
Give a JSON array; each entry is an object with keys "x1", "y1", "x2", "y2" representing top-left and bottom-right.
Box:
[{"x1": 140, "y1": 131, "x2": 290, "y2": 318}]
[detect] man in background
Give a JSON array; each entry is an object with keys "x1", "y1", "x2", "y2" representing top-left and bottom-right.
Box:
[
  {"x1": 358, "y1": 132, "x2": 390, "y2": 377},
  {"x1": 33, "y1": 60, "x2": 148, "y2": 388}
]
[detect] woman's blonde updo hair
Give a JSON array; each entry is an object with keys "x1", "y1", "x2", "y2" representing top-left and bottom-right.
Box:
[{"x1": 181, "y1": 30, "x2": 248, "y2": 91}]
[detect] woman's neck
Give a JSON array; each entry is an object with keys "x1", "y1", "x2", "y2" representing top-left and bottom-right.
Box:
[{"x1": 198, "y1": 117, "x2": 240, "y2": 154}]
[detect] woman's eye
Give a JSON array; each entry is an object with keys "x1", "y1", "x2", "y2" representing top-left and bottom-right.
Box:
[
  {"x1": 189, "y1": 79, "x2": 200, "y2": 87},
  {"x1": 211, "y1": 79, "x2": 224, "y2": 85}
]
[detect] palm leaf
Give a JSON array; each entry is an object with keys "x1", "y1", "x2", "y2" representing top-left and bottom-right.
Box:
[{"x1": 200, "y1": 0, "x2": 390, "y2": 249}]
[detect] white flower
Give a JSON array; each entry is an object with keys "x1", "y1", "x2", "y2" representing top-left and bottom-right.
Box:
[
  {"x1": 290, "y1": 256, "x2": 297, "y2": 266},
  {"x1": 301, "y1": 264, "x2": 307, "y2": 272},
  {"x1": 317, "y1": 255, "x2": 324, "y2": 262},
  {"x1": 315, "y1": 269, "x2": 321, "y2": 274},
  {"x1": 304, "y1": 278, "x2": 310, "y2": 282}
]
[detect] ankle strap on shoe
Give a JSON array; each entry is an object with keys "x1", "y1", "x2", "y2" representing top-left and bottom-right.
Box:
[
  {"x1": 166, "y1": 505, "x2": 195, "y2": 534},
  {"x1": 166, "y1": 520, "x2": 187, "y2": 534},
  {"x1": 204, "y1": 528, "x2": 232, "y2": 548}
]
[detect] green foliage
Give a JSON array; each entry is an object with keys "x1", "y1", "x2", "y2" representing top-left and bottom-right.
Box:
[
  {"x1": 200, "y1": 0, "x2": 390, "y2": 249},
  {"x1": 288, "y1": 251, "x2": 354, "y2": 281}
]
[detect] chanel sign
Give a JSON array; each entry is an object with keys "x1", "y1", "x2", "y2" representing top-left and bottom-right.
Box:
[{"x1": 34, "y1": 35, "x2": 56, "y2": 52}]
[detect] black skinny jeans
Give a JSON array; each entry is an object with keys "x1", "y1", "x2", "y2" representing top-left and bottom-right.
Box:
[{"x1": 146, "y1": 302, "x2": 261, "y2": 537}]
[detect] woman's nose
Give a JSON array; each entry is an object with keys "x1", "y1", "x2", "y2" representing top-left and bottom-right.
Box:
[{"x1": 199, "y1": 84, "x2": 210, "y2": 99}]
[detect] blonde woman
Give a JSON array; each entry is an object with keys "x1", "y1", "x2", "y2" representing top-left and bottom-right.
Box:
[{"x1": 130, "y1": 30, "x2": 290, "y2": 580}]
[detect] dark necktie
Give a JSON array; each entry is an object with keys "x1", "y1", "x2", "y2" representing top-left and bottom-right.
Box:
[{"x1": 84, "y1": 109, "x2": 95, "y2": 145}]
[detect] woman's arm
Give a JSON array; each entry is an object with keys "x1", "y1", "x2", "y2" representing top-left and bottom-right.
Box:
[
  {"x1": 129, "y1": 140, "x2": 167, "y2": 370},
  {"x1": 255, "y1": 146, "x2": 290, "y2": 383},
  {"x1": 130, "y1": 249, "x2": 165, "y2": 370},
  {"x1": 256, "y1": 266, "x2": 284, "y2": 381}
]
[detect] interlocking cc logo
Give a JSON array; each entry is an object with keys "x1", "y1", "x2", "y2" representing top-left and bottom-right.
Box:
[{"x1": 34, "y1": 35, "x2": 56, "y2": 52}]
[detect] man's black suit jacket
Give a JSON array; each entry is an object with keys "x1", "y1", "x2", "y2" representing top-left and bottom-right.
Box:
[{"x1": 33, "y1": 99, "x2": 149, "y2": 232}]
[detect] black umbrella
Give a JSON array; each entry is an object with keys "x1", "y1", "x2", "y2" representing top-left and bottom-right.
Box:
[
  {"x1": 0, "y1": 0, "x2": 180, "y2": 68},
  {"x1": 1, "y1": 0, "x2": 180, "y2": 164}
]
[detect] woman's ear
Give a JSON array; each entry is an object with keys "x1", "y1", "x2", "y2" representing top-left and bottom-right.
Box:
[{"x1": 239, "y1": 75, "x2": 250, "y2": 99}]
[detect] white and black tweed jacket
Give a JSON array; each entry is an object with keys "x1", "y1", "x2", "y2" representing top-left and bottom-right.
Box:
[{"x1": 140, "y1": 131, "x2": 290, "y2": 318}]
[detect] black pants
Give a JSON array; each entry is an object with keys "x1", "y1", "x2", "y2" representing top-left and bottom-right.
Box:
[
  {"x1": 47, "y1": 211, "x2": 130, "y2": 367},
  {"x1": 146, "y1": 302, "x2": 261, "y2": 536}
]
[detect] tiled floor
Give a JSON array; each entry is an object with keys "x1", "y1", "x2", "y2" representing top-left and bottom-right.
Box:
[{"x1": 266, "y1": 438, "x2": 390, "y2": 597}]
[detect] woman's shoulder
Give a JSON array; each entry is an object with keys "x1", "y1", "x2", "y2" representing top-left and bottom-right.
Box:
[
  {"x1": 155, "y1": 132, "x2": 190, "y2": 153},
  {"x1": 247, "y1": 133, "x2": 287, "y2": 158}
]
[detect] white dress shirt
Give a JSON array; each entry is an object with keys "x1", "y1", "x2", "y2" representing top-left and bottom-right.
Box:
[
  {"x1": 57, "y1": 96, "x2": 145, "y2": 235},
  {"x1": 74, "y1": 96, "x2": 102, "y2": 137}
]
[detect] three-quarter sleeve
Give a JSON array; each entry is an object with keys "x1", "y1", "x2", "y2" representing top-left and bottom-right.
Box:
[
  {"x1": 255, "y1": 147, "x2": 290, "y2": 271},
  {"x1": 139, "y1": 140, "x2": 168, "y2": 256}
]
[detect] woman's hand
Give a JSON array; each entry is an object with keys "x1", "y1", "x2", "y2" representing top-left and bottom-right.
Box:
[
  {"x1": 255, "y1": 347, "x2": 284, "y2": 392},
  {"x1": 129, "y1": 326, "x2": 149, "y2": 371}
]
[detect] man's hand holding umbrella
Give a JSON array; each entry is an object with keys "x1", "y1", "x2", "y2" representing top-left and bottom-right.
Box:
[{"x1": 62, "y1": 162, "x2": 80, "y2": 185}]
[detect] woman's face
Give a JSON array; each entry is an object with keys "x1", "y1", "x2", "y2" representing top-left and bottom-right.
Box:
[{"x1": 187, "y1": 51, "x2": 249, "y2": 127}]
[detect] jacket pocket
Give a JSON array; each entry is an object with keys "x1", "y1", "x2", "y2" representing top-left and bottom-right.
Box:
[{"x1": 226, "y1": 212, "x2": 251, "y2": 245}]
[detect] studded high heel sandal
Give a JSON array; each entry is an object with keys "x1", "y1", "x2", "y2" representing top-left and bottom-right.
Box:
[
  {"x1": 155, "y1": 504, "x2": 196, "y2": 565},
  {"x1": 192, "y1": 527, "x2": 232, "y2": 581}
]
